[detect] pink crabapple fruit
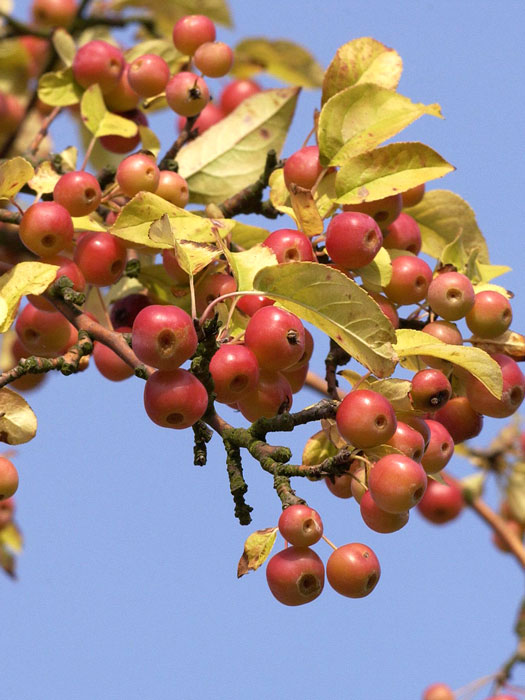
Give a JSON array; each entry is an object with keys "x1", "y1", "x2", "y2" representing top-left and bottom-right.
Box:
[{"x1": 266, "y1": 546, "x2": 324, "y2": 606}]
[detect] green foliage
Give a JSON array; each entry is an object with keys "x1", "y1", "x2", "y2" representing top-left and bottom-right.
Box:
[
  {"x1": 0, "y1": 262, "x2": 59, "y2": 333},
  {"x1": 0, "y1": 157, "x2": 34, "y2": 201},
  {"x1": 38, "y1": 68, "x2": 83, "y2": 106},
  {"x1": 232, "y1": 38, "x2": 324, "y2": 87},
  {"x1": 81, "y1": 85, "x2": 138, "y2": 139},
  {"x1": 52, "y1": 29, "x2": 76, "y2": 67}
]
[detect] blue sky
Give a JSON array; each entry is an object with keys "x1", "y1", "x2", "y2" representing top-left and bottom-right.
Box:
[{"x1": 3, "y1": 2, "x2": 525, "y2": 699}]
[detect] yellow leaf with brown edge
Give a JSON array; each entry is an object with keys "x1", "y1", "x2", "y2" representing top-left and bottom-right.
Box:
[
  {"x1": 0, "y1": 387, "x2": 37, "y2": 445},
  {"x1": 237, "y1": 527, "x2": 278, "y2": 578}
]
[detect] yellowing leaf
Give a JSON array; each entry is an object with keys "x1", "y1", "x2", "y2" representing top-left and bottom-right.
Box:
[
  {"x1": 322, "y1": 38, "x2": 403, "y2": 105},
  {"x1": 394, "y1": 329, "x2": 502, "y2": 398},
  {"x1": 0, "y1": 387, "x2": 37, "y2": 445},
  {"x1": 302, "y1": 429, "x2": 339, "y2": 466},
  {"x1": 59, "y1": 145, "x2": 78, "y2": 172},
  {"x1": 475, "y1": 262, "x2": 511, "y2": 283},
  {"x1": 470, "y1": 331, "x2": 525, "y2": 362},
  {"x1": 0, "y1": 262, "x2": 59, "y2": 333},
  {"x1": 335, "y1": 143, "x2": 455, "y2": 205},
  {"x1": 406, "y1": 190, "x2": 489, "y2": 264},
  {"x1": 138, "y1": 125, "x2": 161, "y2": 157},
  {"x1": 125, "y1": 38, "x2": 182, "y2": 71},
  {"x1": 177, "y1": 88, "x2": 300, "y2": 204},
  {"x1": 269, "y1": 168, "x2": 335, "y2": 226},
  {"x1": 52, "y1": 28, "x2": 76, "y2": 67},
  {"x1": 0, "y1": 521, "x2": 23, "y2": 553},
  {"x1": 269, "y1": 168, "x2": 297, "y2": 222},
  {"x1": 237, "y1": 527, "x2": 278, "y2": 578},
  {"x1": 138, "y1": 264, "x2": 191, "y2": 313},
  {"x1": 233, "y1": 38, "x2": 323, "y2": 88},
  {"x1": 112, "y1": 192, "x2": 234, "y2": 247},
  {"x1": 109, "y1": 0, "x2": 232, "y2": 34},
  {"x1": 38, "y1": 67, "x2": 83, "y2": 106},
  {"x1": 81, "y1": 84, "x2": 138, "y2": 138},
  {"x1": 0, "y1": 157, "x2": 34, "y2": 201},
  {"x1": 359, "y1": 246, "x2": 392, "y2": 292},
  {"x1": 230, "y1": 222, "x2": 270, "y2": 248},
  {"x1": 318, "y1": 84, "x2": 442, "y2": 166},
  {"x1": 506, "y1": 467, "x2": 525, "y2": 523},
  {"x1": 289, "y1": 184, "x2": 324, "y2": 236},
  {"x1": 339, "y1": 372, "x2": 412, "y2": 412},
  {"x1": 72, "y1": 214, "x2": 107, "y2": 232},
  {"x1": 28, "y1": 161, "x2": 61, "y2": 197},
  {"x1": 225, "y1": 245, "x2": 277, "y2": 291},
  {"x1": 254, "y1": 262, "x2": 396, "y2": 377}
]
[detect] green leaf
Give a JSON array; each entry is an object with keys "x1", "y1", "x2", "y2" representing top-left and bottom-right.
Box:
[
  {"x1": 108, "y1": 0, "x2": 232, "y2": 36},
  {"x1": 138, "y1": 264, "x2": 191, "y2": 313},
  {"x1": 475, "y1": 262, "x2": 511, "y2": 284},
  {"x1": 322, "y1": 38, "x2": 403, "y2": 105},
  {"x1": 27, "y1": 161, "x2": 61, "y2": 197},
  {"x1": 339, "y1": 372, "x2": 412, "y2": 412},
  {"x1": 394, "y1": 329, "x2": 502, "y2": 398},
  {"x1": 359, "y1": 246, "x2": 392, "y2": 292},
  {"x1": 72, "y1": 214, "x2": 107, "y2": 232},
  {"x1": 0, "y1": 521, "x2": 23, "y2": 553},
  {"x1": 318, "y1": 84, "x2": 442, "y2": 166},
  {"x1": 460, "y1": 472, "x2": 485, "y2": 499},
  {"x1": 0, "y1": 387, "x2": 38, "y2": 445},
  {"x1": 81, "y1": 84, "x2": 138, "y2": 139},
  {"x1": 125, "y1": 38, "x2": 182, "y2": 71},
  {"x1": 177, "y1": 87, "x2": 300, "y2": 204},
  {"x1": 406, "y1": 190, "x2": 490, "y2": 264},
  {"x1": 38, "y1": 67, "x2": 83, "y2": 106},
  {"x1": 0, "y1": 157, "x2": 34, "y2": 201},
  {"x1": 230, "y1": 222, "x2": 270, "y2": 248},
  {"x1": 52, "y1": 28, "x2": 76, "y2": 67},
  {"x1": 0, "y1": 261, "x2": 59, "y2": 333},
  {"x1": 237, "y1": 527, "x2": 278, "y2": 578},
  {"x1": 112, "y1": 192, "x2": 234, "y2": 248},
  {"x1": 138, "y1": 126, "x2": 161, "y2": 157},
  {"x1": 254, "y1": 262, "x2": 396, "y2": 377},
  {"x1": 232, "y1": 38, "x2": 323, "y2": 88},
  {"x1": 335, "y1": 143, "x2": 455, "y2": 205},
  {"x1": 302, "y1": 429, "x2": 339, "y2": 466},
  {"x1": 225, "y1": 245, "x2": 277, "y2": 291},
  {"x1": 58, "y1": 145, "x2": 78, "y2": 172}
]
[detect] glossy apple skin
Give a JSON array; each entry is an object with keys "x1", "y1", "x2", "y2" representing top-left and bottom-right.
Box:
[
  {"x1": 93, "y1": 327, "x2": 134, "y2": 382},
  {"x1": 16, "y1": 303, "x2": 74, "y2": 357},
  {"x1": 237, "y1": 370, "x2": 292, "y2": 422},
  {"x1": 244, "y1": 306, "x2": 305, "y2": 372},
  {"x1": 326, "y1": 543, "x2": 381, "y2": 598},
  {"x1": 360, "y1": 491, "x2": 409, "y2": 533},
  {"x1": 433, "y1": 396, "x2": 483, "y2": 443},
  {"x1": 0, "y1": 457, "x2": 18, "y2": 500},
  {"x1": 417, "y1": 474, "x2": 464, "y2": 524},
  {"x1": 104, "y1": 65, "x2": 140, "y2": 112},
  {"x1": 209, "y1": 344, "x2": 260, "y2": 404},
  {"x1": 410, "y1": 369, "x2": 452, "y2": 412},
  {"x1": 19, "y1": 201, "x2": 74, "y2": 257},
  {"x1": 465, "y1": 290, "x2": 513, "y2": 338},
  {"x1": 266, "y1": 546, "x2": 324, "y2": 606},
  {"x1": 194, "y1": 41, "x2": 234, "y2": 78},
  {"x1": 262, "y1": 229, "x2": 316, "y2": 264},
  {"x1": 53, "y1": 171, "x2": 101, "y2": 217},
  {"x1": 128, "y1": 54, "x2": 170, "y2": 97},
  {"x1": 155, "y1": 171, "x2": 189, "y2": 208},
  {"x1": 195, "y1": 273, "x2": 236, "y2": 315},
  {"x1": 236, "y1": 294, "x2": 274, "y2": 317},
  {"x1": 421, "y1": 682, "x2": 455, "y2": 700},
  {"x1": 465, "y1": 353, "x2": 525, "y2": 418},
  {"x1": 283, "y1": 146, "x2": 323, "y2": 190},
  {"x1": 220, "y1": 79, "x2": 261, "y2": 114},
  {"x1": 172, "y1": 15, "x2": 216, "y2": 55},
  {"x1": 336, "y1": 389, "x2": 397, "y2": 449},
  {"x1": 401, "y1": 184, "x2": 425, "y2": 208},
  {"x1": 72, "y1": 40, "x2": 125, "y2": 94},
  {"x1": 116, "y1": 153, "x2": 160, "y2": 197},
  {"x1": 143, "y1": 369, "x2": 208, "y2": 429},
  {"x1": 427, "y1": 271, "x2": 475, "y2": 321},
  {"x1": 325, "y1": 212, "x2": 383, "y2": 269},
  {"x1": 383, "y1": 212, "x2": 421, "y2": 254},
  {"x1": 73, "y1": 232, "x2": 126, "y2": 287},
  {"x1": 165, "y1": 72, "x2": 210, "y2": 117},
  {"x1": 368, "y1": 454, "x2": 427, "y2": 513},
  {"x1": 421, "y1": 419, "x2": 454, "y2": 474},
  {"x1": 131, "y1": 305, "x2": 198, "y2": 370},
  {"x1": 384, "y1": 255, "x2": 433, "y2": 305},
  {"x1": 386, "y1": 421, "x2": 426, "y2": 462},
  {"x1": 278, "y1": 504, "x2": 323, "y2": 547},
  {"x1": 343, "y1": 194, "x2": 402, "y2": 229}
]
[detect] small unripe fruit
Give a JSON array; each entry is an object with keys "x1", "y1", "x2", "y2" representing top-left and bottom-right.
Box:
[
  {"x1": 360, "y1": 491, "x2": 409, "y2": 533},
  {"x1": 410, "y1": 369, "x2": 452, "y2": 412},
  {"x1": 155, "y1": 171, "x2": 189, "y2": 208},
  {"x1": 343, "y1": 194, "x2": 402, "y2": 229},
  {"x1": 165, "y1": 72, "x2": 210, "y2": 117},
  {"x1": 326, "y1": 543, "x2": 381, "y2": 598},
  {"x1": 336, "y1": 389, "x2": 397, "y2": 448},
  {"x1": 417, "y1": 474, "x2": 464, "y2": 524},
  {"x1": 465, "y1": 290, "x2": 513, "y2": 338},
  {"x1": 128, "y1": 54, "x2": 170, "y2": 97},
  {"x1": 383, "y1": 212, "x2": 421, "y2": 254},
  {"x1": 72, "y1": 40, "x2": 125, "y2": 94},
  {"x1": 283, "y1": 146, "x2": 324, "y2": 191},
  {"x1": 384, "y1": 255, "x2": 433, "y2": 305},
  {"x1": 19, "y1": 201, "x2": 74, "y2": 257},
  {"x1": 144, "y1": 368, "x2": 208, "y2": 429},
  {"x1": 427, "y1": 271, "x2": 475, "y2": 321},
  {"x1": 278, "y1": 504, "x2": 323, "y2": 547},
  {"x1": 132, "y1": 305, "x2": 198, "y2": 370},
  {"x1": 0, "y1": 457, "x2": 19, "y2": 500},
  {"x1": 172, "y1": 15, "x2": 216, "y2": 55},
  {"x1": 266, "y1": 546, "x2": 324, "y2": 606},
  {"x1": 53, "y1": 171, "x2": 101, "y2": 217},
  {"x1": 116, "y1": 153, "x2": 160, "y2": 197},
  {"x1": 465, "y1": 353, "x2": 525, "y2": 418},
  {"x1": 209, "y1": 344, "x2": 260, "y2": 404},
  {"x1": 194, "y1": 41, "x2": 233, "y2": 78},
  {"x1": 325, "y1": 212, "x2": 383, "y2": 269},
  {"x1": 220, "y1": 79, "x2": 261, "y2": 114},
  {"x1": 369, "y1": 454, "x2": 427, "y2": 513},
  {"x1": 421, "y1": 420, "x2": 454, "y2": 474}
]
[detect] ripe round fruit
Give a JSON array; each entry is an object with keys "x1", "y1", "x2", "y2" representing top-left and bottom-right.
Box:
[
  {"x1": 143, "y1": 368, "x2": 208, "y2": 429},
  {"x1": 19, "y1": 201, "x2": 74, "y2": 257},
  {"x1": 283, "y1": 146, "x2": 324, "y2": 191},
  {"x1": 53, "y1": 171, "x2": 101, "y2": 217},
  {"x1": 178, "y1": 102, "x2": 224, "y2": 135},
  {"x1": 31, "y1": 0, "x2": 76, "y2": 27},
  {"x1": 433, "y1": 396, "x2": 483, "y2": 443},
  {"x1": 27, "y1": 254, "x2": 86, "y2": 312},
  {"x1": 263, "y1": 228, "x2": 316, "y2": 264},
  {"x1": 0, "y1": 457, "x2": 18, "y2": 500},
  {"x1": 132, "y1": 305, "x2": 198, "y2": 370},
  {"x1": 386, "y1": 421, "x2": 426, "y2": 462},
  {"x1": 172, "y1": 15, "x2": 216, "y2": 55},
  {"x1": 383, "y1": 212, "x2": 421, "y2": 254},
  {"x1": 16, "y1": 303, "x2": 74, "y2": 357},
  {"x1": 410, "y1": 369, "x2": 452, "y2": 412},
  {"x1": 369, "y1": 454, "x2": 427, "y2": 513},
  {"x1": 421, "y1": 683, "x2": 454, "y2": 700},
  {"x1": 93, "y1": 328, "x2": 134, "y2": 382},
  {"x1": 417, "y1": 474, "x2": 464, "y2": 524},
  {"x1": 336, "y1": 389, "x2": 397, "y2": 449},
  {"x1": 110, "y1": 293, "x2": 151, "y2": 328},
  {"x1": 244, "y1": 306, "x2": 305, "y2": 372},
  {"x1": 384, "y1": 255, "x2": 433, "y2": 305},
  {"x1": 116, "y1": 153, "x2": 160, "y2": 197},
  {"x1": 343, "y1": 194, "x2": 402, "y2": 229},
  {"x1": 266, "y1": 546, "x2": 324, "y2": 606},
  {"x1": 165, "y1": 72, "x2": 210, "y2": 117},
  {"x1": 128, "y1": 54, "x2": 170, "y2": 97},
  {"x1": 360, "y1": 491, "x2": 409, "y2": 533},
  {"x1": 326, "y1": 543, "x2": 380, "y2": 598},
  {"x1": 278, "y1": 504, "x2": 323, "y2": 547},
  {"x1": 74, "y1": 232, "x2": 126, "y2": 286},
  {"x1": 237, "y1": 370, "x2": 292, "y2": 421},
  {"x1": 209, "y1": 344, "x2": 259, "y2": 404},
  {"x1": 465, "y1": 290, "x2": 513, "y2": 338},
  {"x1": 368, "y1": 292, "x2": 399, "y2": 328},
  {"x1": 155, "y1": 171, "x2": 189, "y2": 208},
  {"x1": 236, "y1": 294, "x2": 274, "y2": 317},
  {"x1": 220, "y1": 79, "x2": 261, "y2": 114},
  {"x1": 72, "y1": 40, "x2": 125, "y2": 94},
  {"x1": 194, "y1": 41, "x2": 233, "y2": 78},
  {"x1": 103, "y1": 65, "x2": 140, "y2": 112},
  {"x1": 195, "y1": 272, "x2": 236, "y2": 315},
  {"x1": 465, "y1": 353, "x2": 525, "y2": 418},
  {"x1": 99, "y1": 109, "x2": 147, "y2": 153},
  {"x1": 427, "y1": 271, "x2": 475, "y2": 321},
  {"x1": 421, "y1": 419, "x2": 454, "y2": 474},
  {"x1": 325, "y1": 212, "x2": 383, "y2": 269},
  {"x1": 402, "y1": 184, "x2": 425, "y2": 208}
]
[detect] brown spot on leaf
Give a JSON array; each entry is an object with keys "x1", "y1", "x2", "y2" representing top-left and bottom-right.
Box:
[{"x1": 260, "y1": 128, "x2": 270, "y2": 139}]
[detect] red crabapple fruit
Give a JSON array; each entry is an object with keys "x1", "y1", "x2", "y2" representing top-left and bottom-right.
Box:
[
  {"x1": 283, "y1": 146, "x2": 324, "y2": 191},
  {"x1": 417, "y1": 474, "x2": 464, "y2": 524},
  {"x1": 336, "y1": 389, "x2": 397, "y2": 449},
  {"x1": 244, "y1": 306, "x2": 305, "y2": 372},
  {"x1": 143, "y1": 368, "x2": 208, "y2": 429},
  {"x1": 72, "y1": 40, "x2": 125, "y2": 94},
  {"x1": 194, "y1": 41, "x2": 234, "y2": 78},
  {"x1": 326, "y1": 543, "x2": 381, "y2": 598},
  {"x1": 172, "y1": 15, "x2": 216, "y2": 55},
  {"x1": 53, "y1": 171, "x2": 101, "y2": 217},
  {"x1": 325, "y1": 212, "x2": 383, "y2": 269},
  {"x1": 278, "y1": 504, "x2": 323, "y2": 547},
  {"x1": 131, "y1": 305, "x2": 198, "y2": 370},
  {"x1": 165, "y1": 72, "x2": 210, "y2": 117},
  {"x1": 266, "y1": 546, "x2": 324, "y2": 606},
  {"x1": 368, "y1": 454, "x2": 427, "y2": 513},
  {"x1": 19, "y1": 201, "x2": 74, "y2": 257},
  {"x1": 0, "y1": 457, "x2": 19, "y2": 500},
  {"x1": 209, "y1": 344, "x2": 260, "y2": 404}
]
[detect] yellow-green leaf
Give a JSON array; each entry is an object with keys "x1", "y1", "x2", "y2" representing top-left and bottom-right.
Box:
[
  {"x1": 230, "y1": 221, "x2": 270, "y2": 248},
  {"x1": 138, "y1": 264, "x2": 191, "y2": 312},
  {"x1": 138, "y1": 125, "x2": 161, "y2": 157},
  {"x1": 125, "y1": 38, "x2": 182, "y2": 71},
  {"x1": 268, "y1": 168, "x2": 297, "y2": 222},
  {"x1": 52, "y1": 28, "x2": 76, "y2": 67},
  {"x1": 112, "y1": 192, "x2": 234, "y2": 247},
  {"x1": 81, "y1": 84, "x2": 138, "y2": 138},
  {"x1": 475, "y1": 262, "x2": 511, "y2": 284},
  {"x1": 359, "y1": 246, "x2": 392, "y2": 292},
  {"x1": 269, "y1": 168, "x2": 336, "y2": 226},
  {"x1": 288, "y1": 184, "x2": 324, "y2": 236},
  {"x1": 27, "y1": 161, "x2": 60, "y2": 197},
  {"x1": 38, "y1": 67, "x2": 82, "y2": 106},
  {"x1": 302, "y1": 429, "x2": 339, "y2": 466},
  {"x1": 0, "y1": 521, "x2": 23, "y2": 553},
  {"x1": 0, "y1": 157, "x2": 34, "y2": 201},
  {"x1": 335, "y1": 143, "x2": 455, "y2": 205},
  {"x1": 460, "y1": 472, "x2": 485, "y2": 500},
  {"x1": 232, "y1": 38, "x2": 323, "y2": 88},
  {"x1": 0, "y1": 261, "x2": 59, "y2": 333},
  {"x1": 322, "y1": 38, "x2": 403, "y2": 105},
  {"x1": 406, "y1": 190, "x2": 489, "y2": 264},
  {"x1": 59, "y1": 145, "x2": 78, "y2": 172},
  {"x1": 225, "y1": 245, "x2": 277, "y2": 291},
  {"x1": 254, "y1": 262, "x2": 396, "y2": 377},
  {"x1": 470, "y1": 331, "x2": 525, "y2": 362},
  {"x1": 72, "y1": 214, "x2": 107, "y2": 232},
  {"x1": 237, "y1": 527, "x2": 278, "y2": 578},
  {"x1": 339, "y1": 372, "x2": 412, "y2": 412},
  {"x1": 319, "y1": 83, "x2": 442, "y2": 166},
  {"x1": 109, "y1": 0, "x2": 232, "y2": 34},
  {"x1": 0, "y1": 387, "x2": 37, "y2": 445},
  {"x1": 177, "y1": 87, "x2": 300, "y2": 204},
  {"x1": 394, "y1": 329, "x2": 502, "y2": 398}
]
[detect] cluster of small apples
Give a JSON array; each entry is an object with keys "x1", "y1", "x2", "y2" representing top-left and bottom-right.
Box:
[
  {"x1": 266, "y1": 504, "x2": 380, "y2": 605},
  {"x1": 422, "y1": 682, "x2": 519, "y2": 700}
]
